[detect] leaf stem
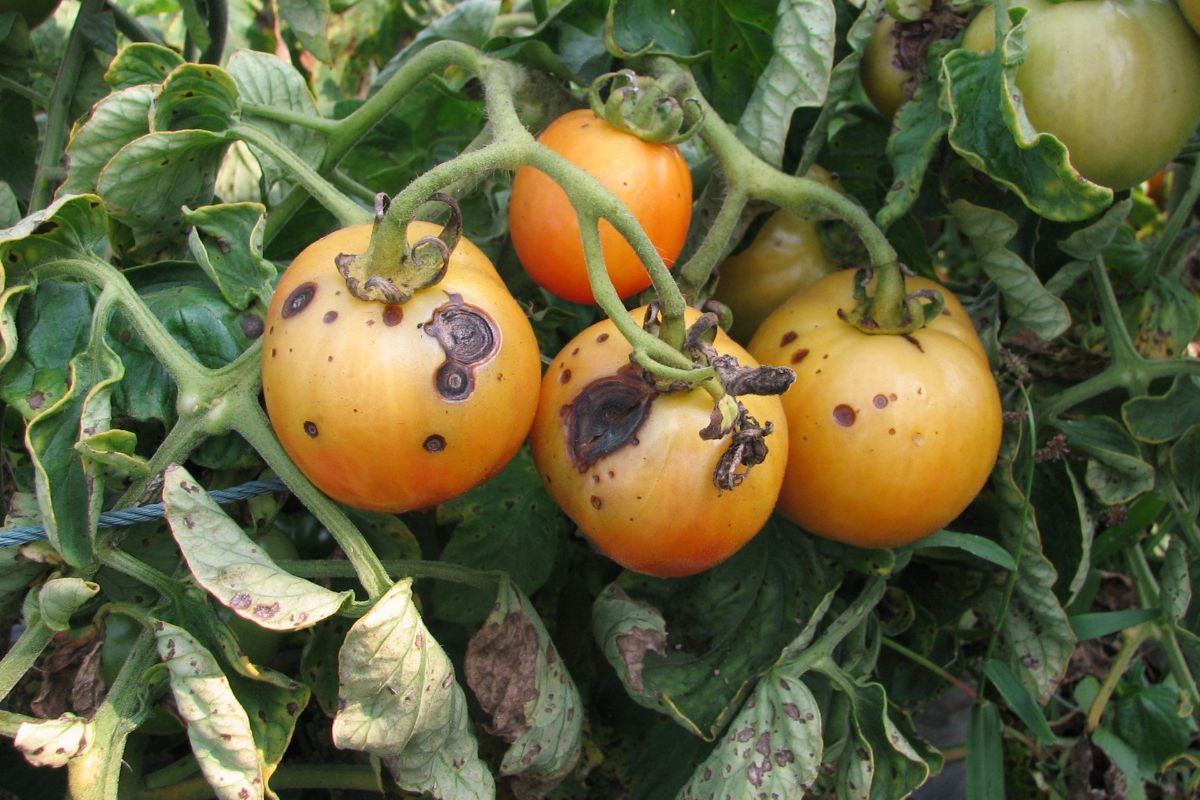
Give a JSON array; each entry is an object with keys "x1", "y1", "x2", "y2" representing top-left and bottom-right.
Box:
[
  {"x1": 881, "y1": 636, "x2": 979, "y2": 701},
  {"x1": 277, "y1": 558, "x2": 501, "y2": 592},
  {"x1": 1085, "y1": 622, "x2": 1152, "y2": 731},
  {"x1": 1140, "y1": 162, "x2": 1200, "y2": 286},
  {"x1": 0, "y1": 613, "x2": 54, "y2": 703},
  {"x1": 241, "y1": 101, "x2": 340, "y2": 135}
]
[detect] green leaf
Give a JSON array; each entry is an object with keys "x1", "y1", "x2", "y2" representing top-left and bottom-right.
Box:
[
  {"x1": 431, "y1": 448, "x2": 566, "y2": 624},
  {"x1": 0, "y1": 181, "x2": 19, "y2": 227},
  {"x1": 37, "y1": 577, "x2": 99, "y2": 631},
  {"x1": 226, "y1": 50, "x2": 327, "y2": 193},
  {"x1": 966, "y1": 702, "x2": 1005, "y2": 800},
  {"x1": 949, "y1": 199, "x2": 1070, "y2": 342},
  {"x1": 0, "y1": 194, "x2": 111, "y2": 272},
  {"x1": 1170, "y1": 425, "x2": 1200, "y2": 509},
  {"x1": 877, "y1": 61, "x2": 950, "y2": 231},
  {"x1": 1056, "y1": 199, "x2": 1133, "y2": 262},
  {"x1": 1160, "y1": 536, "x2": 1191, "y2": 623},
  {"x1": 378, "y1": 0, "x2": 503, "y2": 90},
  {"x1": 277, "y1": 0, "x2": 332, "y2": 62},
  {"x1": 678, "y1": 670, "x2": 823, "y2": 799},
  {"x1": 153, "y1": 621, "x2": 264, "y2": 800},
  {"x1": 175, "y1": 0, "x2": 213, "y2": 55},
  {"x1": 839, "y1": 679, "x2": 938, "y2": 799},
  {"x1": 1031, "y1": 459, "x2": 1094, "y2": 608},
  {"x1": 103, "y1": 42, "x2": 185, "y2": 90},
  {"x1": 735, "y1": 0, "x2": 835, "y2": 167},
  {"x1": 677, "y1": 0, "x2": 777, "y2": 123},
  {"x1": 0, "y1": 92, "x2": 38, "y2": 202},
  {"x1": 75, "y1": 429, "x2": 150, "y2": 480},
  {"x1": 11, "y1": 714, "x2": 92, "y2": 767},
  {"x1": 592, "y1": 519, "x2": 837, "y2": 740},
  {"x1": 163, "y1": 464, "x2": 352, "y2": 631},
  {"x1": 0, "y1": 537, "x2": 48, "y2": 618},
  {"x1": 907, "y1": 530, "x2": 1017, "y2": 571},
  {"x1": 1122, "y1": 373, "x2": 1200, "y2": 446},
  {"x1": 1122, "y1": 276, "x2": 1200, "y2": 361},
  {"x1": 1091, "y1": 726, "x2": 1149, "y2": 800},
  {"x1": 225, "y1": 670, "x2": 310, "y2": 790},
  {"x1": 98, "y1": 130, "x2": 230, "y2": 256},
  {"x1": 0, "y1": 280, "x2": 92, "y2": 420},
  {"x1": 464, "y1": 578, "x2": 583, "y2": 793},
  {"x1": 984, "y1": 426, "x2": 1076, "y2": 704},
  {"x1": 1112, "y1": 685, "x2": 1193, "y2": 773},
  {"x1": 1069, "y1": 609, "x2": 1160, "y2": 642},
  {"x1": 152, "y1": 63, "x2": 241, "y2": 133},
  {"x1": 941, "y1": 26, "x2": 1112, "y2": 222},
  {"x1": 60, "y1": 85, "x2": 155, "y2": 197},
  {"x1": 983, "y1": 659, "x2": 1057, "y2": 747},
  {"x1": 182, "y1": 203, "x2": 276, "y2": 310},
  {"x1": 1053, "y1": 417, "x2": 1155, "y2": 505},
  {"x1": 332, "y1": 579, "x2": 494, "y2": 799}
]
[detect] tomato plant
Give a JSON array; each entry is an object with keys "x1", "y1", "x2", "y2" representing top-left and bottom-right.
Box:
[
  {"x1": 963, "y1": 0, "x2": 1200, "y2": 189},
  {"x1": 712, "y1": 165, "x2": 842, "y2": 342},
  {"x1": 262, "y1": 221, "x2": 541, "y2": 513},
  {"x1": 859, "y1": 12, "x2": 910, "y2": 119},
  {"x1": 530, "y1": 307, "x2": 788, "y2": 578},
  {"x1": 750, "y1": 269, "x2": 1003, "y2": 548},
  {"x1": 509, "y1": 108, "x2": 693, "y2": 303},
  {"x1": 0, "y1": 0, "x2": 59, "y2": 29}
]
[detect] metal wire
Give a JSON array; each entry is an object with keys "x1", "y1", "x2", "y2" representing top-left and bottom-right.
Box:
[{"x1": 0, "y1": 478, "x2": 289, "y2": 548}]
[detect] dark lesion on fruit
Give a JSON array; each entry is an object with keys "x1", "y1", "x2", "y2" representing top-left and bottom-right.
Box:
[
  {"x1": 425, "y1": 294, "x2": 501, "y2": 402},
  {"x1": 563, "y1": 367, "x2": 657, "y2": 472},
  {"x1": 281, "y1": 282, "x2": 317, "y2": 318}
]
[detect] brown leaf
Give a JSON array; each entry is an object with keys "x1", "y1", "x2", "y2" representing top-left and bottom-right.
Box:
[{"x1": 464, "y1": 611, "x2": 539, "y2": 741}]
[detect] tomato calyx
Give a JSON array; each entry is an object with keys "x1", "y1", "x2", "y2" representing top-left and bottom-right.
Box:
[
  {"x1": 335, "y1": 193, "x2": 463, "y2": 304},
  {"x1": 587, "y1": 70, "x2": 703, "y2": 146},
  {"x1": 836, "y1": 265, "x2": 946, "y2": 336}
]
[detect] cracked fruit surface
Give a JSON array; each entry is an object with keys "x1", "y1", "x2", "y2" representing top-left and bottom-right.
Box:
[
  {"x1": 530, "y1": 307, "x2": 788, "y2": 578},
  {"x1": 749, "y1": 269, "x2": 1002, "y2": 548},
  {"x1": 509, "y1": 108, "x2": 693, "y2": 304},
  {"x1": 262, "y1": 222, "x2": 541, "y2": 512}
]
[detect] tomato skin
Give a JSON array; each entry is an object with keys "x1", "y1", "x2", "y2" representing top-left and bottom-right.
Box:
[
  {"x1": 261, "y1": 223, "x2": 542, "y2": 512},
  {"x1": 0, "y1": 0, "x2": 60, "y2": 28},
  {"x1": 963, "y1": 0, "x2": 1200, "y2": 190},
  {"x1": 713, "y1": 166, "x2": 843, "y2": 344},
  {"x1": 748, "y1": 270, "x2": 1002, "y2": 549},
  {"x1": 860, "y1": 13, "x2": 911, "y2": 119},
  {"x1": 1180, "y1": 0, "x2": 1200, "y2": 35},
  {"x1": 530, "y1": 308, "x2": 788, "y2": 578},
  {"x1": 509, "y1": 109, "x2": 693, "y2": 304}
]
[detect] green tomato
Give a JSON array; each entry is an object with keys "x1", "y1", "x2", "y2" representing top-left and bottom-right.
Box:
[
  {"x1": 963, "y1": 0, "x2": 1200, "y2": 190},
  {"x1": 860, "y1": 13, "x2": 912, "y2": 119},
  {"x1": 0, "y1": 0, "x2": 60, "y2": 29}
]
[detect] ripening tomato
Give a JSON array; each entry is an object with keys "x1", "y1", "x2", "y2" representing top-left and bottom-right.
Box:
[
  {"x1": 262, "y1": 223, "x2": 542, "y2": 512},
  {"x1": 749, "y1": 270, "x2": 1002, "y2": 548},
  {"x1": 509, "y1": 109, "x2": 693, "y2": 304},
  {"x1": 963, "y1": 0, "x2": 1200, "y2": 190},
  {"x1": 531, "y1": 307, "x2": 789, "y2": 577},
  {"x1": 713, "y1": 165, "x2": 843, "y2": 343}
]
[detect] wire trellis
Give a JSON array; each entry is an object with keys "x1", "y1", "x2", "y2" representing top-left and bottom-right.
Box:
[{"x1": 0, "y1": 478, "x2": 289, "y2": 548}]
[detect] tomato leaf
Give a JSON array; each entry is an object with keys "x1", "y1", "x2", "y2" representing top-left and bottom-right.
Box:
[
  {"x1": 226, "y1": 50, "x2": 327, "y2": 194},
  {"x1": 153, "y1": 63, "x2": 241, "y2": 133},
  {"x1": 983, "y1": 425, "x2": 1076, "y2": 704},
  {"x1": 1053, "y1": 417, "x2": 1155, "y2": 506},
  {"x1": 677, "y1": 670, "x2": 824, "y2": 799},
  {"x1": 332, "y1": 579, "x2": 494, "y2": 799},
  {"x1": 224, "y1": 670, "x2": 311, "y2": 790},
  {"x1": 941, "y1": 24, "x2": 1112, "y2": 223},
  {"x1": 98, "y1": 130, "x2": 230, "y2": 257},
  {"x1": 907, "y1": 530, "x2": 1017, "y2": 572},
  {"x1": 182, "y1": 203, "x2": 276, "y2": 310},
  {"x1": 735, "y1": 0, "x2": 835, "y2": 168},
  {"x1": 592, "y1": 519, "x2": 837, "y2": 740},
  {"x1": 836, "y1": 678, "x2": 939, "y2": 799},
  {"x1": 0, "y1": 92, "x2": 38, "y2": 202},
  {"x1": 60, "y1": 85, "x2": 155, "y2": 197},
  {"x1": 464, "y1": 577, "x2": 583, "y2": 793},
  {"x1": 949, "y1": 199, "x2": 1070, "y2": 343},
  {"x1": 431, "y1": 448, "x2": 566, "y2": 624},
  {"x1": 0, "y1": 182, "x2": 19, "y2": 227},
  {"x1": 0, "y1": 280, "x2": 92, "y2": 420},
  {"x1": 1168, "y1": 425, "x2": 1200, "y2": 510},
  {"x1": 877, "y1": 58, "x2": 950, "y2": 232},
  {"x1": 153, "y1": 621, "x2": 265, "y2": 800},
  {"x1": 1122, "y1": 375, "x2": 1200, "y2": 445},
  {"x1": 163, "y1": 464, "x2": 353, "y2": 631},
  {"x1": 1123, "y1": 277, "x2": 1200, "y2": 362},
  {"x1": 276, "y1": 0, "x2": 332, "y2": 63},
  {"x1": 677, "y1": 0, "x2": 777, "y2": 123},
  {"x1": 12, "y1": 714, "x2": 92, "y2": 767},
  {"x1": 37, "y1": 577, "x2": 99, "y2": 632},
  {"x1": 103, "y1": 42, "x2": 185, "y2": 91}
]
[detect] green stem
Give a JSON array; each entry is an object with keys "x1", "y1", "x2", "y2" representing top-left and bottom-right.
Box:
[
  {"x1": 108, "y1": 0, "x2": 166, "y2": 45},
  {"x1": 1086, "y1": 623, "x2": 1152, "y2": 731},
  {"x1": 0, "y1": 614, "x2": 54, "y2": 702},
  {"x1": 0, "y1": 73, "x2": 47, "y2": 105},
  {"x1": 277, "y1": 558, "x2": 500, "y2": 591},
  {"x1": 136, "y1": 763, "x2": 385, "y2": 800},
  {"x1": 97, "y1": 545, "x2": 184, "y2": 603},
  {"x1": 232, "y1": 124, "x2": 369, "y2": 228},
  {"x1": 241, "y1": 102, "x2": 340, "y2": 135},
  {"x1": 29, "y1": 0, "x2": 108, "y2": 211},
  {"x1": 1140, "y1": 163, "x2": 1200, "y2": 286},
  {"x1": 677, "y1": 184, "x2": 749, "y2": 297},
  {"x1": 1126, "y1": 544, "x2": 1200, "y2": 713},
  {"x1": 198, "y1": 0, "x2": 227, "y2": 63},
  {"x1": 1091, "y1": 256, "x2": 1143, "y2": 370},
  {"x1": 0, "y1": 710, "x2": 37, "y2": 737},
  {"x1": 330, "y1": 169, "x2": 379, "y2": 205},
  {"x1": 881, "y1": 636, "x2": 979, "y2": 701},
  {"x1": 231, "y1": 399, "x2": 392, "y2": 600}
]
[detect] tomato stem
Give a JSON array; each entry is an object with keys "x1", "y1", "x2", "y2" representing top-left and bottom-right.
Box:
[{"x1": 0, "y1": 613, "x2": 54, "y2": 702}]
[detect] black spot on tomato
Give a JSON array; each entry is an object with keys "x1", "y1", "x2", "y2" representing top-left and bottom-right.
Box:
[
  {"x1": 590, "y1": 495, "x2": 602, "y2": 509},
  {"x1": 435, "y1": 361, "x2": 474, "y2": 401},
  {"x1": 780, "y1": 331, "x2": 798, "y2": 346},
  {"x1": 282, "y1": 282, "x2": 317, "y2": 318},
  {"x1": 560, "y1": 369, "x2": 572, "y2": 384},
  {"x1": 902, "y1": 334, "x2": 924, "y2": 352},
  {"x1": 596, "y1": 333, "x2": 610, "y2": 343},
  {"x1": 791, "y1": 348, "x2": 809, "y2": 364},
  {"x1": 383, "y1": 305, "x2": 403, "y2": 327},
  {"x1": 303, "y1": 421, "x2": 319, "y2": 437},
  {"x1": 873, "y1": 394, "x2": 888, "y2": 409},
  {"x1": 323, "y1": 310, "x2": 338, "y2": 323},
  {"x1": 833, "y1": 405, "x2": 856, "y2": 427},
  {"x1": 423, "y1": 434, "x2": 446, "y2": 452},
  {"x1": 564, "y1": 367, "x2": 656, "y2": 471}
]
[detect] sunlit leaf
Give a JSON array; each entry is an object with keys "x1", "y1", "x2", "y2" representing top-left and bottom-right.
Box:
[
  {"x1": 37, "y1": 577, "x2": 99, "y2": 631},
  {"x1": 12, "y1": 713, "x2": 92, "y2": 767}
]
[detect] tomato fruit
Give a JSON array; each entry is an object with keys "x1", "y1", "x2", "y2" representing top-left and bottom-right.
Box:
[
  {"x1": 530, "y1": 307, "x2": 789, "y2": 577},
  {"x1": 0, "y1": 0, "x2": 60, "y2": 28},
  {"x1": 509, "y1": 109, "x2": 693, "y2": 304},
  {"x1": 262, "y1": 222, "x2": 542, "y2": 512},
  {"x1": 860, "y1": 13, "x2": 911, "y2": 119},
  {"x1": 712, "y1": 166, "x2": 843, "y2": 343},
  {"x1": 963, "y1": 0, "x2": 1200, "y2": 190},
  {"x1": 748, "y1": 270, "x2": 1002, "y2": 548},
  {"x1": 1180, "y1": 0, "x2": 1200, "y2": 35}
]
